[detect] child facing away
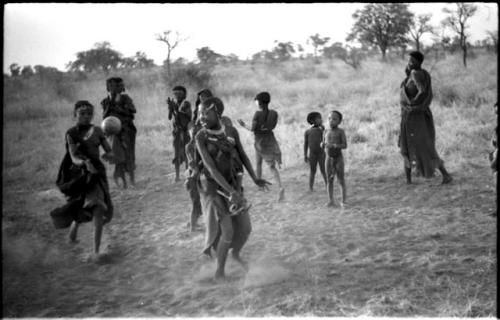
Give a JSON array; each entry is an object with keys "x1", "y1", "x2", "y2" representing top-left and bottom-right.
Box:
[
  {"x1": 304, "y1": 112, "x2": 327, "y2": 191},
  {"x1": 62, "y1": 101, "x2": 115, "y2": 259},
  {"x1": 323, "y1": 110, "x2": 347, "y2": 207},
  {"x1": 237, "y1": 92, "x2": 285, "y2": 201}
]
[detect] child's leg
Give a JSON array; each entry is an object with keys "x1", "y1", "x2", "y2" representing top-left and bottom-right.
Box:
[
  {"x1": 309, "y1": 153, "x2": 318, "y2": 191},
  {"x1": 231, "y1": 211, "x2": 251, "y2": 271},
  {"x1": 318, "y1": 152, "x2": 327, "y2": 186},
  {"x1": 128, "y1": 170, "x2": 135, "y2": 187},
  {"x1": 190, "y1": 187, "x2": 202, "y2": 232},
  {"x1": 93, "y1": 206, "x2": 105, "y2": 254},
  {"x1": 255, "y1": 153, "x2": 263, "y2": 180},
  {"x1": 174, "y1": 160, "x2": 181, "y2": 182},
  {"x1": 215, "y1": 215, "x2": 234, "y2": 279},
  {"x1": 269, "y1": 161, "x2": 284, "y2": 200},
  {"x1": 326, "y1": 157, "x2": 335, "y2": 206},
  {"x1": 68, "y1": 220, "x2": 79, "y2": 242},
  {"x1": 336, "y1": 157, "x2": 346, "y2": 205}
]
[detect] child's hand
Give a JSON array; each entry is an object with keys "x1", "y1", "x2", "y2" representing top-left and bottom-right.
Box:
[
  {"x1": 101, "y1": 152, "x2": 115, "y2": 163},
  {"x1": 254, "y1": 178, "x2": 272, "y2": 191},
  {"x1": 304, "y1": 156, "x2": 309, "y2": 163},
  {"x1": 320, "y1": 142, "x2": 325, "y2": 148},
  {"x1": 85, "y1": 160, "x2": 98, "y2": 174}
]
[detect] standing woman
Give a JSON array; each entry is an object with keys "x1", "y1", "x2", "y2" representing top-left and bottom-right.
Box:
[
  {"x1": 237, "y1": 92, "x2": 285, "y2": 200},
  {"x1": 195, "y1": 97, "x2": 270, "y2": 279},
  {"x1": 101, "y1": 77, "x2": 137, "y2": 188},
  {"x1": 399, "y1": 51, "x2": 452, "y2": 184}
]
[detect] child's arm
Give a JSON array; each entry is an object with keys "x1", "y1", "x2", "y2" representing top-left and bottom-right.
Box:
[
  {"x1": 237, "y1": 113, "x2": 255, "y2": 132},
  {"x1": 304, "y1": 130, "x2": 309, "y2": 163},
  {"x1": 195, "y1": 132, "x2": 239, "y2": 197},
  {"x1": 67, "y1": 134, "x2": 97, "y2": 173},
  {"x1": 98, "y1": 128, "x2": 114, "y2": 162},
  {"x1": 122, "y1": 94, "x2": 136, "y2": 114},
  {"x1": 339, "y1": 129, "x2": 347, "y2": 149},
  {"x1": 407, "y1": 70, "x2": 431, "y2": 111}
]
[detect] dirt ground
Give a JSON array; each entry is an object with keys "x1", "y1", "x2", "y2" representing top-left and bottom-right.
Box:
[{"x1": 2, "y1": 163, "x2": 497, "y2": 317}]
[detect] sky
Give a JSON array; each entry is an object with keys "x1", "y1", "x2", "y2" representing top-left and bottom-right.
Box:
[{"x1": 3, "y1": 2, "x2": 498, "y2": 73}]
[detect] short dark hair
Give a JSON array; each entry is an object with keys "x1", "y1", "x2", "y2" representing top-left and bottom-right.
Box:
[
  {"x1": 330, "y1": 110, "x2": 343, "y2": 122},
  {"x1": 202, "y1": 97, "x2": 224, "y2": 116},
  {"x1": 255, "y1": 91, "x2": 271, "y2": 104},
  {"x1": 74, "y1": 100, "x2": 94, "y2": 116},
  {"x1": 173, "y1": 86, "x2": 187, "y2": 95},
  {"x1": 307, "y1": 112, "x2": 321, "y2": 125},
  {"x1": 409, "y1": 51, "x2": 424, "y2": 64},
  {"x1": 106, "y1": 77, "x2": 123, "y2": 92}
]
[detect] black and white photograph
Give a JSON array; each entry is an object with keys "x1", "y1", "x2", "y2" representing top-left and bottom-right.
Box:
[{"x1": 3, "y1": 2, "x2": 498, "y2": 317}]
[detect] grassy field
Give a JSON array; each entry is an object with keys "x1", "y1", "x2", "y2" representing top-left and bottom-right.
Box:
[{"x1": 2, "y1": 52, "x2": 497, "y2": 317}]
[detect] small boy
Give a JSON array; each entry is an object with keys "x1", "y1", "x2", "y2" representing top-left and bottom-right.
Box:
[
  {"x1": 304, "y1": 112, "x2": 327, "y2": 191},
  {"x1": 323, "y1": 110, "x2": 347, "y2": 207},
  {"x1": 167, "y1": 85, "x2": 192, "y2": 182}
]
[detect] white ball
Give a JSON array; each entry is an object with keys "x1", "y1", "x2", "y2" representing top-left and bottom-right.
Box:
[{"x1": 102, "y1": 116, "x2": 122, "y2": 135}]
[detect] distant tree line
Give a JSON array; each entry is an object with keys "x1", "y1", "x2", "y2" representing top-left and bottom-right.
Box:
[{"x1": 7, "y1": 2, "x2": 498, "y2": 77}]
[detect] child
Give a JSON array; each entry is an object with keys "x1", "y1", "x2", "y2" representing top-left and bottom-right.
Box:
[
  {"x1": 167, "y1": 85, "x2": 192, "y2": 182},
  {"x1": 185, "y1": 95, "x2": 244, "y2": 231},
  {"x1": 323, "y1": 110, "x2": 347, "y2": 207},
  {"x1": 195, "y1": 96, "x2": 270, "y2": 280},
  {"x1": 304, "y1": 112, "x2": 327, "y2": 191},
  {"x1": 237, "y1": 92, "x2": 285, "y2": 201},
  {"x1": 184, "y1": 89, "x2": 212, "y2": 232},
  {"x1": 101, "y1": 77, "x2": 137, "y2": 189},
  {"x1": 65, "y1": 101, "x2": 114, "y2": 258}
]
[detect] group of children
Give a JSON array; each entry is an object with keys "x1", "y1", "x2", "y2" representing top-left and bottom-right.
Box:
[
  {"x1": 52, "y1": 74, "x2": 496, "y2": 275},
  {"x1": 304, "y1": 110, "x2": 348, "y2": 207}
]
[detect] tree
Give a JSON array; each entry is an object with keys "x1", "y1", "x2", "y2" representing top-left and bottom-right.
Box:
[
  {"x1": 9, "y1": 63, "x2": 20, "y2": 77},
  {"x1": 441, "y1": 2, "x2": 478, "y2": 67},
  {"x1": 34, "y1": 65, "x2": 61, "y2": 80},
  {"x1": 308, "y1": 33, "x2": 330, "y2": 61},
  {"x1": 347, "y1": 3, "x2": 414, "y2": 60},
  {"x1": 251, "y1": 50, "x2": 275, "y2": 63},
  {"x1": 486, "y1": 30, "x2": 498, "y2": 53},
  {"x1": 21, "y1": 65, "x2": 34, "y2": 77},
  {"x1": 196, "y1": 46, "x2": 223, "y2": 65},
  {"x1": 272, "y1": 41, "x2": 295, "y2": 61},
  {"x1": 323, "y1": 43, "x2": 365, "y2": 69},
  {"x1": 322, "y1": 42, "x2": 345, "y2": 60},
  {"x1": 155, "y1": 30, "x2": 187, "y2": 79},
  {"x1": 67, "y1": 41, "x2": 123, "y2": 73},
  {"x1": 409, "y1": 14, "x2": 434, "y2": 52}
]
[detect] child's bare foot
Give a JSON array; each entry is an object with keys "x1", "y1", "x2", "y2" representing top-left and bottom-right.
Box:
[
  {"x1": 68, "y1": 223, "x2": 78, "y2": 243},
  {"x1": 325, "y1": 201, "x2": 335, "y2": 207},
  {"x1": 278, "y1": 188, "x2": 285, "y2": 201},
  {"x1": 232, "y1": 252, "x2": 249, "y2": 271},
  {"x1": 214, "y1": 269, "x2": 225, "y2": 280},
  {"x1": 441, "y1": 175, "x2": 452, "y2": 184}
]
